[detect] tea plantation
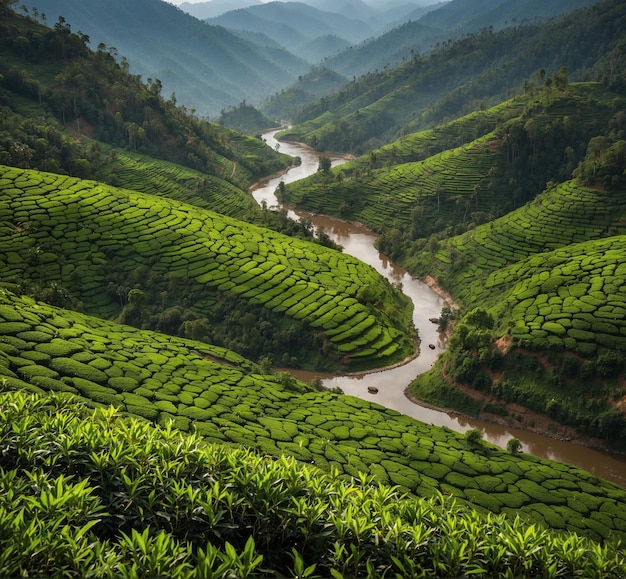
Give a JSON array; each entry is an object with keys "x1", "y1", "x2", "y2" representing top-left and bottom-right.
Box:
[
  {"x1": 414, "y1": 179, "x2": 626, "y2": 308},
  {"x1": 111, "y1": 151, "x2": 259, "y2": 219},
  {"x1": 2, "y1": 289, "x2": 626, "y2": 546},
  {"x1": 2, "y1": 389, "x2": 625, "y2": 578},
  {"x1": 0, "y1": 164, "x2": 414, "y2": 371},
  {"x1": 280, "y1": 83, "x2": 619, "y2": 238},
  {"x1": 407, "y1": 170, "x2": 626, "y2": 443}
]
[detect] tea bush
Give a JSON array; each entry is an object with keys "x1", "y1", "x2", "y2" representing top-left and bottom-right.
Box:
[
  {"x1": 1, "y1": 289, "x2": 626, "y2": 544},
  {"x1": 1, "y1": 388, "x2": 625, "y2": 578},
  {"x1": 0, "y1": 165, "x2": 414, "y2": 371}
]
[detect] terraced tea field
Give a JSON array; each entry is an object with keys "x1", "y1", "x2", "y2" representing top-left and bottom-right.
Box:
[
  {"x1": 113, "y1": 152, "x2": 258, "y2": 218},
  {"x1": 282, "y1": 134, "x2": 500, "y2": 232},
  {"x1": 281, "y1": 83, "x2": 618, "y2": 235},
  {"x1": 493, "y1": 235, "x2": 626, "y2": 355},
  {"x1": 420, "y1": 179, "x2": 626, "y2": 307},
  {"x1": 2, "y1": 288, "x2": 626, "y2": 542},
  {"x1": 0, "y1": 165, "x2": 413, "y2": 370}
]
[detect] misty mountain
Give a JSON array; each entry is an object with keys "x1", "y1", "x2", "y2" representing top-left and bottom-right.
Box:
[
  {"x1": 179, "y1": 0, "x2": 263, "y2": 20},
  {"x1": 322, "y1": 0, "x2": 602, "y2": 78},
  {"x1": 281, "y1": 0, "x2": 625, "y2": 153},
  {"x1": 322, "y1": 19, "x2": 444, "y2": 77},
  {"x1": 207, "y1": 2, "x2": 376, "y2": 60},
  {"x1": 417, "y1": 0, "x2": 600, "y2": 32},
  {"x1": 20, "y1": 0, "x2": 309, "y2": 118}
]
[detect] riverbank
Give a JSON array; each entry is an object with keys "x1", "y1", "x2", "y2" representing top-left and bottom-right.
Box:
[{"x1": 253, "y1": 127, "x2": 626, "y2": 487}]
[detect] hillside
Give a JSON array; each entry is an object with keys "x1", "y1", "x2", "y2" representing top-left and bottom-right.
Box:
[
  {"x1": 3, "y1": 387, "x2": 625, "y2": 577},
  {"x1": 408, "y1": 176, "x2": 626, "y2": 446},
  {"x1": 0, "y1": 165, "x2": 414, "y2": 372},
  {"x1": 2, "y1": 290, "x2": 626, "y2": 548},
  {"x1": 281, "y1": 0, "x2": 625, "y2": 153},
  {"x1": 278, "y1": 79, "x2": 626, "y2": 446},
  {"x1": 280, "y1": 83, "x2": 618, "y2": 239},
  {"x1": 18, "y1": 0, "x2": 310, "y2": 118},
  {"x1": 0, "y1": 7, "x2": 293, "y2": 190}
]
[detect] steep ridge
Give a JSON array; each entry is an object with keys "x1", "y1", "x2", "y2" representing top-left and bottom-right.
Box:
[
  {"x1": 283, "y1": 0, "x2": 625, "y2": 152},
  {"x1": 19, "y1": 0, "x2": 309, "y2": 117},
  {"x1": 280, "y1": 83, "x2": 617, "y2": 239}
]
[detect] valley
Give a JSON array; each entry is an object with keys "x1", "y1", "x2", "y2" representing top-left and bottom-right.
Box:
[
  {"x1": 1, "y1": 0, "x2": 626, "y2": 576},
  {"x1": 253, "y1": 128, "x2": 626, "y2": 488}
]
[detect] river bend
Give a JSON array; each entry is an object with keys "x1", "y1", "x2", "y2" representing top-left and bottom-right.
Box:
[{"x1": 251, "y1": 129, "x2": 626, "y2": 488}]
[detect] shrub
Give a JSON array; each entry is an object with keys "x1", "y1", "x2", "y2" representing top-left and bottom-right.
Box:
[{"x1": 49, "y1": 357, "x2": 109, "y2": 384}]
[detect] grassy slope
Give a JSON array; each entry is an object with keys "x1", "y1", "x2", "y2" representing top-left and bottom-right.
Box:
[
  {"x1": 279, "y1": 84, "x2": 618, "y2": 235},
  {"x1": 2, "y1": 289, "x2": 626, "y2": 545},
  {"x1": 109, "y1": 150, "x2": 258, "y2": 220},
  {"x1": 0, "y1": 165, "x2": 414, "y2": 371},
  {"x1": 2, "y1": 388, "x2": 625, "y2": 578},
  {"x1": 408, "y1": 175, "x2": 626, "y2": 443},
  {"x1": 0, "y1": 10, "x2": 294, "y2": 191}
]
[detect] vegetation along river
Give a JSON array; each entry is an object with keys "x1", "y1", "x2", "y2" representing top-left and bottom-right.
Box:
[{"x1": 251, "y1": 129, "x2": 626, "y2": 488}]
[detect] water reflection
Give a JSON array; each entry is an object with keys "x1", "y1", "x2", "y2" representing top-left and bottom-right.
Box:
[{"x1": 251, "y1": 129, "x2": 626, "y2": 488}]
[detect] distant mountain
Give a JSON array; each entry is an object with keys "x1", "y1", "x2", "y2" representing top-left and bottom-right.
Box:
[
  {"x1": 281, "y1": 0, "x2": 625, "y2": 153},
  {"x1": 179, "y1": 0, "x2": 262, "y2": 19},
  {"x1": 208, "y1": 2, "x2": 375, "y2": 60},
  {"x1": 418, "y1": 0, "x2": 599, "y2": 32},
  {"x1": 322, "y1": 0, "x2": 602, "y2": 79},
  {"x1": 20, "y1": 0, "x2": 310, "y2": 118},
  {"x1": 261, "y1": 66, "x2": 349, "y2": 120},
  {"x1": 322, "y1": 18, "x2": 444, "y2": 77}
]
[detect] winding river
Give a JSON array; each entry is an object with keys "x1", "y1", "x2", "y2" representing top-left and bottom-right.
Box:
[{"x1": 251, "y1": 129, "x2": 626, "y2": 488}]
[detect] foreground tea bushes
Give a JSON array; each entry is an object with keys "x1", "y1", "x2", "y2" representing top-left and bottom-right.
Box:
[
  {"x1": 1, "y1": 389, "x2": 625, "y2": 578},
  {"x1": 0, "y1": 165, "x2": 414, "y2": 371},
  {"x1": 2, "y1": 290, "x2": 626, "y2": 543}
]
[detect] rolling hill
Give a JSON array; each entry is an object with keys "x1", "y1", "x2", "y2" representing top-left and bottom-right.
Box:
[
  {"x1": 3, "y1": 1, "x2": 626, "y2": 575},
  {"x1": 280, "y1": 77, "x2": 626, "y2": 446}
]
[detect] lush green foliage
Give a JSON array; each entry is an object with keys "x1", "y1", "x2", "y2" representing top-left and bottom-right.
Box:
[
  {"x1": 281, "y1": 0, "x2": 626, "y2": 153},
  {"x1": 0, "y1": 8, "x2": 293, "y2": 187},
  {"x1": 1, "y1": 387, "x2": 626, "y2": 578},
  {"x1": 217, "y1": 103, "x2": 278, "y2": 135},
  {"x1": 17, "y1": 0, "x2": 308, "y2": 118},
  {"x1": 280, "y1": 83, "x2": 622, "y2": 245},
  {"x1": 0, "y1": 165, "x2": 413, "y2": 370},
  {"x1": 2, "y1": 289, "x2": 626, "y2": 544}
]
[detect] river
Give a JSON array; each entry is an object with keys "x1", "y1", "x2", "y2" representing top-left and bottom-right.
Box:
[{"x1": 251, "y1": 129, "x2": 626, "y2": 488}]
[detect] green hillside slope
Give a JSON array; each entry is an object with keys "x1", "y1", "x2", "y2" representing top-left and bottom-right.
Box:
[
  {"x1": 2, "y1": 289, "x2": 626, "y2": 546},
  {"x1": 280, "y1": 83, "x2": 619, "y2": 244},
  {"x1": 0, "y1": 8, "x2": 293, "y2": 189},
  {"x1": 408, "y1": 170, "x2": 626, "y2": 446},
  {"x1": 281, "y1": 0, "x2": 626, "y2": 153},
  {"x1": 18, "y1": 0, "x2": 309, "y2": 118},
  {"x1": 2, "y1": 388, "x2": 625, "y2": 577},
  {"x1": 0, "y1": 165, "x2": 414, "y2": 371}
]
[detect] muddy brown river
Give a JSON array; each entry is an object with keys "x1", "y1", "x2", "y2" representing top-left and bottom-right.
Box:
[{"x1": 251, "y1": 129, "x2": 626, "y2": 488}]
